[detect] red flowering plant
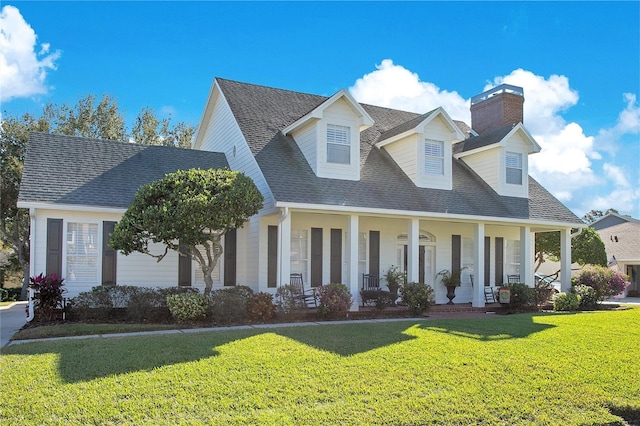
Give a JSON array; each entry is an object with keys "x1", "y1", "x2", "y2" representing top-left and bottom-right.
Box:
[{"x1": 30, "y1": 273, "x2": 66, "y2": 321}]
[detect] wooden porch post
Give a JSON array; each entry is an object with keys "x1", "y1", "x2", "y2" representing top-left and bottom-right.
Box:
[
  {"x1": 348, "y1": 214, "x2": 360, "y2": 311},
  {"x1": 560, "y1": 228, "x2": 572, "y2": 292},
  {"x1": 278, "y1": 208, "x2": 291, "y2": 286},
  {"x1": 473, "y1": 223, "x2": 485, "y2": 308},
  {"x1": 520, "y1": 226, "x2": 533, "y2": 286},
  {"x1": 407, "y1": 218, "x2": 419, "y2": 283}
]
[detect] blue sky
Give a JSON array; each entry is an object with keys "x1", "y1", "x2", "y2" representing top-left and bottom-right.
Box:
[{"x1": 2, "y1": 1, "x2": 639, "y2": 219}]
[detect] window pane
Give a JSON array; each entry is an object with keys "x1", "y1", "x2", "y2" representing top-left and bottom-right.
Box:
[
  {"x1": 327, "y1": 124, "x2": 349, "y2": 145},
  {"x1": 506, "y1": 167, "x2": 522, "y2": 185},
  {"x1": 291, "y1": 229, "x2": 308, "y2": 278},
  {"x1": 327, "y1": 143, "x2": 350, "y2": 164},
  {"x1": 425, "y1": 140, "x2": 444, "y2": 175},
  {"x1": 66, "y1": 223, "x2": 98, "y2": 282}
]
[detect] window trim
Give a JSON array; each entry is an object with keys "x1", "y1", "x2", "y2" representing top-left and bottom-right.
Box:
[
  {"x1": 326, "y1": 124, "x2": 351, "y2": 165},
  {"x1": 506, "y1": 151, "x2": 523, "y2": 185},
  {"x1": 424, "y1": 139, "x2": 445, "y2": 175}
]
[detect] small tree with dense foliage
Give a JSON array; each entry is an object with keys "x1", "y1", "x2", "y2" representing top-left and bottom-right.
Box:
[
  {"x1": 573, "y1": 265, "x2": 629, "y2": 303},
  {"x1": 110, "y1": 169, "x2": 263, "y2": 295},
  {"x1": 400, "y1": 282, "x2": 435, "y2": 315}
]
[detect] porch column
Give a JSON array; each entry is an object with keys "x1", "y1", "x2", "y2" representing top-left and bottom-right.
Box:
[
  {"x1": 520, "y1": 226, "x2": 533, "y2": 286},
  {"x1": 473, "y1": 223, "x2": 485, "y2": 307},
  {"x1": 560, "y1": 228, "x2": 572, "y2": 292},
  {"x1": 277, "y1": 208, "x2": 291, "y2": 286},
  {"x1": 407, "y1": 218, "x2": 419, "y2": 283},
  {"x1": 348, "y1": 214, "x2": 360, "y2": 311}
]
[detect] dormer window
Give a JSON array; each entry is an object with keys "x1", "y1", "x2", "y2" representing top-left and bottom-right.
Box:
[
  {"x1": 506, "y1": 151, "x2": 523, "y2": 185},
  {"x1": 327, "y1": 124, "x2": 350, "y2": 164},
  {"x1": 424, "y1": 139, "x2": 444, "y2": 175}
]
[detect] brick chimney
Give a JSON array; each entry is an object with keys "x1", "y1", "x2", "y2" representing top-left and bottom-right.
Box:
[{"x1": 470, "y1": 84, "x2": 524, "y2": 135}]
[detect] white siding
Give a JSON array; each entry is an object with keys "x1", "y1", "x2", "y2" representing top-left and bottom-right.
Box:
[
  {"x1": 199, "y1": 90, "x2": 275, "y2": 209},
  {"x1": 316, "y1": 99, "x2": 361, "y2": 181},
  {"x1": 384, "y1": 135, "x2": 418, "y2": 181},
  {"x1": 290, "y1": 121, "x2": 318, "y2": 174},
  {"x1": 461, "y1": 147, "x2": 501, "y2": 191}
]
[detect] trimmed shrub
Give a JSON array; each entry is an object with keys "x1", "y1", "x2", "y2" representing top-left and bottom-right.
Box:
[
  {"x1": 68, "y1": 288, "x2": 113, "y2": 321},
  {"x1": 0, "y1": 287, "x2": 21, "y2": 302},
  {"x1": 360, "y1": 289, "x2": 396, "y2": 310},
  {"x1": 400, "y1": 282, "x2": 435, "y2": 316},
  {"x1": 166, "y1": 293, "x2": 209, "y2": 322},
  {"x1": 210, "y1": 285, "x2": 254, "y2": 325},
  {"x1": 572, "y1": 284, "x2": 598, "y2": 309},
  {"x1": 275, "y1": 284, "x2": 307, "y2": 315},
  {"x1": 554, "y1": 292, "x2": 581, "y2": 312},
  {"x1": 246, "y1": 292, "x2": 277, "y2": 322},
  {"x1": 574, "y1": 265, "x2": 629, "y2": 302},
  {"x1": 30, "y1": 273, "x2": 66, "y2": 321},
  {"x1": 507, "y1": 283, "x2": 536, "y2": 309},
  {"x1": 317, "y1": 283, "x2": 352, "y2": 319}
]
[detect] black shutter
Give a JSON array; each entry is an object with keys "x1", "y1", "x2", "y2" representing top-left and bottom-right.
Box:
[
  {"x1": 484, "y1": 237, "x2": 491, "y2": 286},
  {"x1": 419, "y1": 245, "x2": 425, "y2": 284},
  {"x1": 102, "y1": 221, "x2": 117, "y2": 286},
  {"x1": 330, "y1": 229, "x2": 342, "y2": 283},
  {"x1": 451, "y1": 235, "x2": 461, "y2": 273},
  {"x1": 311, "y1": 228, "x2": 323, "y2": 287},
  {"x1": 178, "y1": 243, "x2": 192, "y2": 287},
  {"x1": 46, "y1": 218, "x2": 63, "y2": 278},
  {"x1": 267, "y1": 226, "x2": 278, "y2": 288},
  {"x1": 495, "y1": 237, "x2": 504, "y2": 285},
  {"x1": 224, "y1": 229, "x2": 237, "y2": 286},
  {"x1": 369, "y1": 231, "x2": 380, "y2": 277},
  {"x1": 403, "y1": 245, "x2": 408, "y2": 272}
]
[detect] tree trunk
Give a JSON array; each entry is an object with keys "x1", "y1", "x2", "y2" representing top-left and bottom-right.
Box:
[
  {"x1": 203, "y1": 272, "x2": 214, "y2": 296},
  {"x1": 20, "y1": 263, "x2": 30, "y2": 300}
]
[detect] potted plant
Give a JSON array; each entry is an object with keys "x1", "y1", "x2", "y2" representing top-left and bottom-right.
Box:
[
  {"x1": 436, "y1": 267, "x2": 466, "y2": 305},
  {"x1": 383, "y1": 265, "x2": 405, "y2": 296}
]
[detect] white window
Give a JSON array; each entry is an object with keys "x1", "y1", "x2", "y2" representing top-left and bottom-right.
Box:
[
  {"x1": 425, "y1": 139, "x2": 444, "y2": 175},
  {"x1": 506, "y1": 152, "x2": 523, "y2": 185},
  {"x1": 505, "y1": 239, "x2": 521, "y2": 277},
  {"x1": 66, "y1": 223, "x2": 98, "y2": 282},
  {"x1": 327, "y1": 124, "x2": 350, "y2": 164},
  {"x1": 291, "y1": 229, "x2": 308, "y2": 279}
]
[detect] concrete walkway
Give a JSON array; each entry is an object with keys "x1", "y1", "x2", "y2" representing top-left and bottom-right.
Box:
[
  {"x1": 3, "y1": 298, "x2": 638, "y2": 348},
  {"x1": 0, "y1": 302, "x2": 27, "y2": 348}
]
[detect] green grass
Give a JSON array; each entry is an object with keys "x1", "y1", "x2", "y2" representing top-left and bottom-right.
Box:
[{"x1": 2, "y1": 309, "x2": 639, "y2": 425}]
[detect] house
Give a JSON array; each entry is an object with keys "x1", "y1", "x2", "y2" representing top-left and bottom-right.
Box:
[
  {"x1": 592, "y1": 213, "x2": 640, "y2": 296},
  {"x1": 18, "y1": 79, "x2": 583, "y2": 308}
]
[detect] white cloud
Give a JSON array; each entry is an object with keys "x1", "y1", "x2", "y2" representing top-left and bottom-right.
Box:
[
  {"x1": 595, "y1": 93, "x2": 640, "y2": 154},
  {"x1": 349, "y1": 59, "x2": 470, "y2": 122},
  {"x1": 0, "y1": 5, "x2": 61, "y2": 102},
  {"x1": 603, "y1": 163, "x2": 630, "y2": 188}
]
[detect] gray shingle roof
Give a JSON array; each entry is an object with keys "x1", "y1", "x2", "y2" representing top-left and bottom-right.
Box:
[
  {"x1": 452, "y1": 125, "x2": 514, "y2": 155},
  {"x1": 597, "y1": 221, "x2": 640, "y2": 261},
  {"x1": 216, "y1": 78, "x2": 582, "y2": 224},
  {"x1": 19, "y1": 132, "x2": 229, "y2": 209}
]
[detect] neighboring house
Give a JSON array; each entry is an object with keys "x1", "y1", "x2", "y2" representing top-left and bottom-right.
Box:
[
  {"x1": 18, "y1": 79, "x2": 582, "y2": 308},
  {"x1": 592, "y1": 213, "x2": 640, "y2": 296}
]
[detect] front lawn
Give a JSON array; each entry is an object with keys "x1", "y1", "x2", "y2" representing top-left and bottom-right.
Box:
[{"x1": 2, "y1": 308, "x2": 639, "y2": 425}]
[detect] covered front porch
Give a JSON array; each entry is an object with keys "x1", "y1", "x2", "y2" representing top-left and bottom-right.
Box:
[{"x1": 258, "y1": 206, "x2": 574, "y2": 310}]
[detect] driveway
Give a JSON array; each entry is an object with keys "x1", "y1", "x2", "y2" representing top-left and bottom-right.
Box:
[{"x1": 0, "y1": 302, "x2": 27, "y2": 348}]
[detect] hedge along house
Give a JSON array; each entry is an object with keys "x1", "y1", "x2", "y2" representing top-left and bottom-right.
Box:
[{"x1": 18, "y1": 79, "x2": 583, "y2": 307}]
